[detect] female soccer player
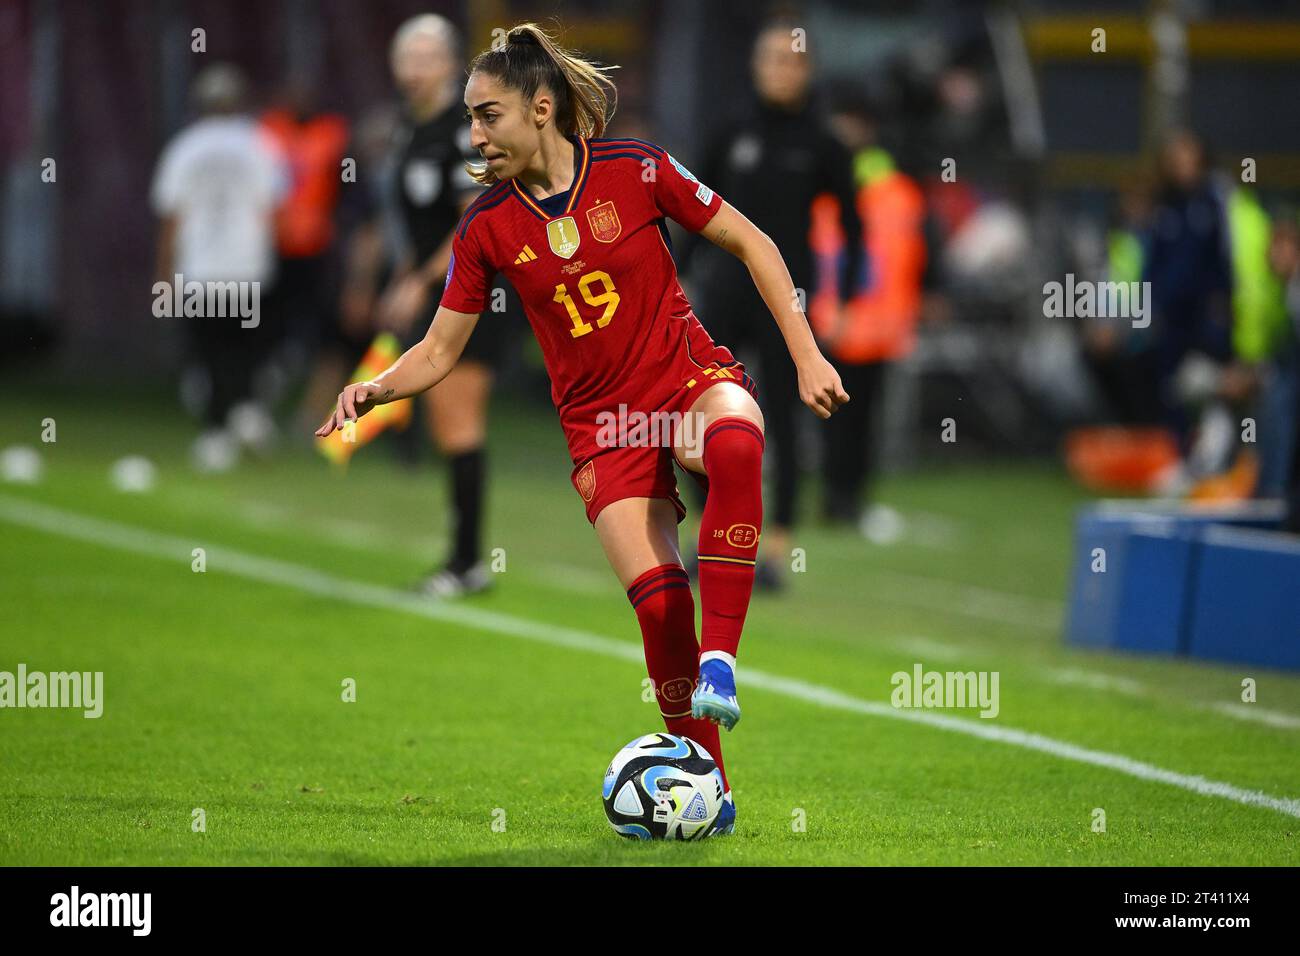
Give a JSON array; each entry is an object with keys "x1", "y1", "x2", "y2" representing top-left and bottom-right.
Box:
[{"x1": 316, "y1": 23, "x2": 848, "y2": 836}]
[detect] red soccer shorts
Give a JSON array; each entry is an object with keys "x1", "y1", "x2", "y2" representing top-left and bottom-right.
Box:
[{"x1": 570, "y1": 360, "x2": 760, "y2": 525}]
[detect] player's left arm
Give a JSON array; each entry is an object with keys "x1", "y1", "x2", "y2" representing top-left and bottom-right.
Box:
[{"x1": 699, "y1": 202, "x2": 849, "y2": 419}]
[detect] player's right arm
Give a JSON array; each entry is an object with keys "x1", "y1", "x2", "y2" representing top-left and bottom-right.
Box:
[{"x1": 313, "y1": 305, "x2": 481, "y2": 436}]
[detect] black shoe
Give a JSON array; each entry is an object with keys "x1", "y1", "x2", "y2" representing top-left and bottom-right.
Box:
[
  {"x1": 823, "y1": 503, "x2": 861, "y2": 527},
  {"x1": 753, "y1": 560, "x2": 785, "y2": 593}
]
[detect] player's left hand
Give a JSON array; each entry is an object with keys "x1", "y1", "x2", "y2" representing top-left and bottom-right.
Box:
[{"x1": 797, "y1": 355, "x2": 850, "y2": 420}]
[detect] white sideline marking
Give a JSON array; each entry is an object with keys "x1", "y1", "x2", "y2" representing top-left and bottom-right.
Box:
[
  {"x1": 864, "y1": 569, "x2": 1063, "y2": 632},
  {"x1": 893, "y1": 637, "x2": 973, "y2": 662},
  {"x1": 229, "y1": 499, "x2": 440, "y2": 560},
  {"x1": 1045, "y1": 668, "x2": 1147, "y2": 697},
  {"x1": 217, "y1": 491, "x2": 1065, "y2": 631},
  {"x1": 3, "y1": 493, "x2": 1299, "y2": 821},
  {"x1": 1045, "y1": 668, "x2": 1300, "y2": 731},
  {"x1": 1208, "y1": 702, "x2": 1300, "y2": 730},
  {"x1": 532, "y1": 562, "x2": 613, "y2": 595}
]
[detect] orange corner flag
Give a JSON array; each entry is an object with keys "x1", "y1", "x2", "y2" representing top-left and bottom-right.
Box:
[{"x1": 315, "y1": 332, "x2": 412, "y2": 466}]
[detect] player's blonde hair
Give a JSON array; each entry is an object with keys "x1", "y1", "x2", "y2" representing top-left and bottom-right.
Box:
[{"x1": 465, "y1": 22, "x2": 618, "y2": 185}]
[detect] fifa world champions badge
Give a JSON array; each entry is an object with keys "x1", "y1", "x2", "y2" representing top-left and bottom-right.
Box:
[{"x1": 547, "y1": 215, "x2": 581, "y2": 259}]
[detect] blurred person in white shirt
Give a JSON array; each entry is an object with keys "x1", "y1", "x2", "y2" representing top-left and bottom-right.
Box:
[{"x1": 151, "y1": 62, "x2": 286, "y2": 472}]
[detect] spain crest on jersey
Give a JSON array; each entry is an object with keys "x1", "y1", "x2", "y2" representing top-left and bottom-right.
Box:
[
  {"x1": 586, "y1": 200, "x2": 621, "y2": 243},
  {"x1": 547, "y1": 215, "x2": 581, "y2": 259},
  {"x1": 574, "y1": 459, "x2": 596, "y2": 501}
]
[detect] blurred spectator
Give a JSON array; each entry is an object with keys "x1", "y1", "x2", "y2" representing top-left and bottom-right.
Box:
[
  {"x1": 1142, "y1": 130, "x2": 1233, "y2": 453},
  {"x1": 344, "y1": 13, "x2": 499, "y2": 597},
  {"x1": 303, "y1": 103, "x2": 404, "y2": 435},
  {"x1": 898, "y1": 38, "x2": 1028, "y2": 313},
  {"x1": 814, "y1": 94, "x2": 926, "y2": 531},
  {"x1": 685, "y1": 17, "x2": 863, "y2": 591},
  {"x1": 150, "y1": 63, "x2": 286, "y2": 473},
  {"x1": 1080, "y1": 179, "x2": 1162, "y2": 425},
  {"x1": 258, "y1": 76, "x2": 349, "y2": 413},
  {"x1": 1265, "y1": 218, "x2": 1300, "y2": 522},
  {"x1": 903, "y1": 49, "x2": 1014, "y2": 195},
  {"x1": 1229, "y1": 194, "x2": 1294, "y2": 497}
]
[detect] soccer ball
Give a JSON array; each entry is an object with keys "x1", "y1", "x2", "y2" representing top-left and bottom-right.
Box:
[{"x1": 602, "y1": 733, "x2": 725, "y2": 840}]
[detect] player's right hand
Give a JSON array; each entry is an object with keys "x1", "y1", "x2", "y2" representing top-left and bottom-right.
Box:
[
  {"x1": 314, "y1": 381, "x2": 383, "y2": 437},
  {"x1": 796, "y1": 355, "x2": 850, "y2": 420}
]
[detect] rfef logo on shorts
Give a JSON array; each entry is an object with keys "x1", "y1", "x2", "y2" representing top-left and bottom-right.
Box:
[
  {"x1": 575, "y1": 460, "x2": 596, "y2": 502},
  {"x1": 726, "y1": 523, "x2": 758, "y2": 548}
]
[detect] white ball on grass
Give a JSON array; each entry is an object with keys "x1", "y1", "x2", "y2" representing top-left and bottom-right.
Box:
[
  {"x1": 110, "y1": 456, "x2": 157, "y2": 494},
  {"x1": 1, "y1": 446, "x2": 43, "y2": 484}
]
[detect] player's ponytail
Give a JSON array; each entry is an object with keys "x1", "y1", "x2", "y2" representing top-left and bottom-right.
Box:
[{"x1": 466, "y1": 22, "x2": 618, "y2": 185}]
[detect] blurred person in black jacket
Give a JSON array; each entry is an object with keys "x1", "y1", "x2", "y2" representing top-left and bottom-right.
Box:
[
  {"x1": 1143, "y1": 131, "x2": 1234, "y2": 451},
  {"x1": 685, "y1": 18, "x2": 864, "y2": 591}
]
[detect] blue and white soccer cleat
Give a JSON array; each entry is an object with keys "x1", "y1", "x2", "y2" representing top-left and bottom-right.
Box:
[
  {"x1": 705, "y1": 790, "x2": 736, "y2": 837},
  {"x1": 692, "y1": 655, "x2": 741, "y2": 731}
]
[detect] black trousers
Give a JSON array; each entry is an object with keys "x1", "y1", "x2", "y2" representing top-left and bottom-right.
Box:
[
  {"x1": 695, "y1": 268, "x2": 802, "y2": 528},
  {"x1": 822, "y1": 359, "x2": 889, "y2": 522},
  {"x1": 190, "y1": 313, "x2": 259, "y2": 428}
]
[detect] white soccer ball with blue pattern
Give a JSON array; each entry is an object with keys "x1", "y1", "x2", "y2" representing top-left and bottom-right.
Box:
[{"x1": 602, "y1": 733, "x2": 725, "y2": 840}]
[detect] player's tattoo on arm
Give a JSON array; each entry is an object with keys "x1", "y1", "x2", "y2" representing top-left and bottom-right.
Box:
[
  {"x1": 379, "y1": 387, "x2": 395, "y2": 402},
  {"x1": 714, "y1": 228, "x2": 729, "y2": 250}
]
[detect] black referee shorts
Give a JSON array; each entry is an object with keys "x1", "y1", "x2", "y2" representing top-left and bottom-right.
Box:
[{"x1": 405, "y1": 294, "x2": 511, "y2": 370}]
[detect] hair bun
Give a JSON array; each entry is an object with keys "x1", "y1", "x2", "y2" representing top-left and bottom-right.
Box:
[{"x1": 507, "y1": 30, "x2": 539, "y2": 45}]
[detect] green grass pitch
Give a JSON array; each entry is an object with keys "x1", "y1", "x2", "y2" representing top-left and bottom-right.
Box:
[{"x1": 2, "y1": 386, "x2": 1298, "y2": 866}]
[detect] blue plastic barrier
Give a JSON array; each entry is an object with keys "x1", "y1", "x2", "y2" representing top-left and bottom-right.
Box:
[
  {"x1": 1065, "y1": 500, "x2": 1289, "y2": 667},
  {"x1": 1186, "y1": 525, "x2": 1300, "y2": 670}
]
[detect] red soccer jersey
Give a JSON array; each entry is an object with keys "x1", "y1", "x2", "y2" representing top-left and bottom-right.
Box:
[{"x1": 440, "y1": 135, "x2": 733, "y2": 464}]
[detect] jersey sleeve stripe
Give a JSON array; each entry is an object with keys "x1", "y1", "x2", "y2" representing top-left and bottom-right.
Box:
[
  {"x1": 590, "y1": 137, "x2": 666, "y2": 158},
  {"x1": 591, "y1": 152, "x2": 659, "y2": 166},
  {"x1": 589, "y1": 144, "x2": 662, "y2": 162}
]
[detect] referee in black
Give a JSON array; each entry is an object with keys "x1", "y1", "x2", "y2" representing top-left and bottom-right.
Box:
[{"x1": 377, "y1": 14, "x2": 507, "y2": 597}]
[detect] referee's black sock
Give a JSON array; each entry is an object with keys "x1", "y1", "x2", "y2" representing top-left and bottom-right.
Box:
[{"x1": 447, "y1": 448, "x2": 486, "y2": 574}]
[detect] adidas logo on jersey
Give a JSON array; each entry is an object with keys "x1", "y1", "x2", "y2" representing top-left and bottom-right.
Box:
[{"x1": 514, "y1": 244, "x2": 538, "y2": 264}]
